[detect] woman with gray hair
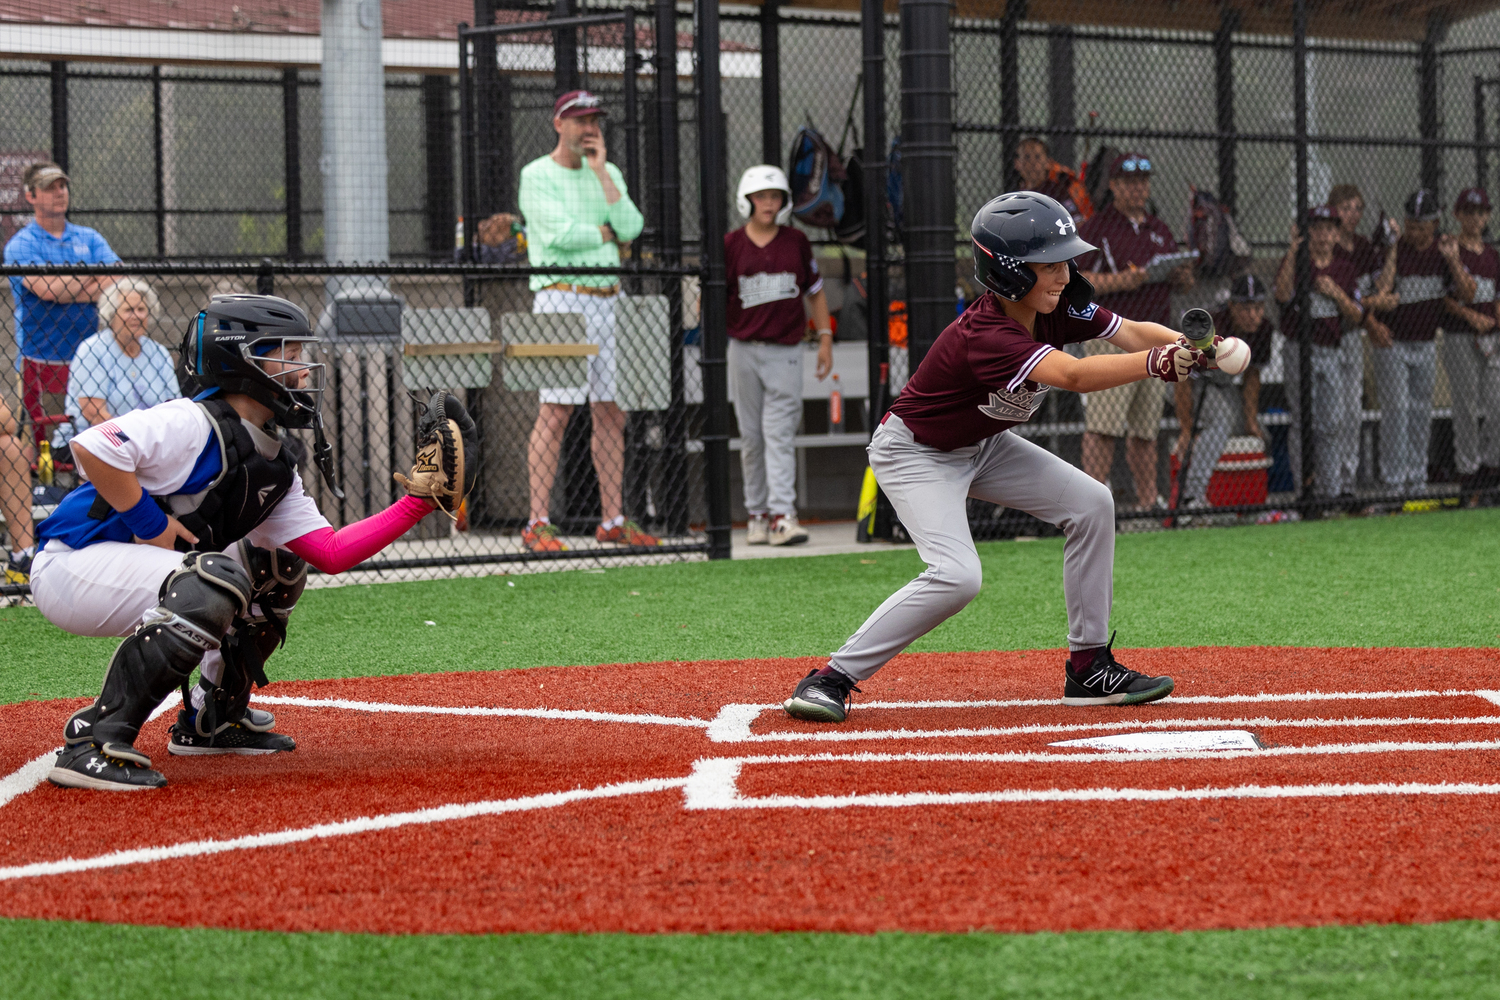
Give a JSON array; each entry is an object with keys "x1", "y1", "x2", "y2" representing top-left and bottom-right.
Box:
[{"x1": 64, "y1": 277, "x2": 179, "y2": 435}]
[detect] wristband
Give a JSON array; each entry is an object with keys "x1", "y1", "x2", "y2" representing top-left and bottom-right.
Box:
[
  {"x1": 120, "y1": 488, "x2": 169, "y2": 541},
  {"x1": 816, "y1": 328, "x2": 833, "y2": 337}
]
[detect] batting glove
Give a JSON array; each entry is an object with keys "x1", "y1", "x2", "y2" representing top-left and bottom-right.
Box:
[
  {"x1": 1177, "y1": 333, "x2": 1224, "y2": 370},
  {"x1": 1147, "y1": 344, "x2": 1203, "y2": 382}
]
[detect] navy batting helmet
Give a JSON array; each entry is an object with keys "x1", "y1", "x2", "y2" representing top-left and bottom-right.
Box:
[
  {"x1": 179, "y1": 294, "x2": 325, "y2": 430},
  {"x1": 971, "y1": 191, "x2": 1097, "y2": 311}
]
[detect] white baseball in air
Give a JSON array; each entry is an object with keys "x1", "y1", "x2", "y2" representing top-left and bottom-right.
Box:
[{"x1": 1215, "y1": 336, "x2": 1250, "y2": 376}]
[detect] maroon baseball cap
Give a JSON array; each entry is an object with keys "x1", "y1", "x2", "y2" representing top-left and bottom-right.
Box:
[
  {"x1": 1108, "y1": 152, "x2": 1152, "y2": 179},
  {"x1": 1455, "y1": 187, "x2": 1492, "y2": 212},
  {"x1": 553, "y1": 89, "x2": 607, "y2": 120},
  {"x1": 1307, "y1": 204, "x2": 1338, "y2": 224}
]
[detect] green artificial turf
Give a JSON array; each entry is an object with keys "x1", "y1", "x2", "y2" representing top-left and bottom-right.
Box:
[
  {"x1": 2, "y1": 919, "x2": 1497, "y2": 999},
  {"x1": 1, "y1": 507, "x2": 1495, "y2": 997},
  {"x1": 2, "y1": 507, "x2": 1496, "y2": 704}
]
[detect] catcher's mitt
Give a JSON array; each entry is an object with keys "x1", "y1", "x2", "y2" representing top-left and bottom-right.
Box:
[{"x1": 394, "y1": 391, "x2": 479, "y2": 517}]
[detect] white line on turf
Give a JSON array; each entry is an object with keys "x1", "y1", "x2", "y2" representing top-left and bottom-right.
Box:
[
  {"x1": 250, "y1": 694, "x2": 711, "y2": 729},
  {"x1": 0, "y1": 775, "x2": 689, "y2": 882},
  {"x1": 0, "y1": 691, "x2": 182, "y2": 812}
]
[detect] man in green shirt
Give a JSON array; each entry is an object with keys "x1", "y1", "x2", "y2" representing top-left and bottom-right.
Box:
[{"x1": 518, "y1": 89, "x2": 656, "y2": 552}]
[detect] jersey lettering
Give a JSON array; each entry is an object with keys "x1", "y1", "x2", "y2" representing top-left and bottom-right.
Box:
[
  {"x1": 738, "y1": 272, "x2": 801, "y2": 309},
  {"x1": 977, "y1": 385, "x2": 1049, "y2": 423}
]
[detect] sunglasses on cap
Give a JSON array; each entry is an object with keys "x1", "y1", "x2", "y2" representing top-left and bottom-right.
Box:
[
  {"x1": 557, "y1": 93, "x2": 603, "y2": 114},
  {"x1": 1117, "y1": 157, "x2": 1152, "y2": 174}
]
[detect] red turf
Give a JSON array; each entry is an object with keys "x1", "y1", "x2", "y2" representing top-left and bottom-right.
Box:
[{"x1": 1, "y1": 647, "x2": 1498, "y2": 934}]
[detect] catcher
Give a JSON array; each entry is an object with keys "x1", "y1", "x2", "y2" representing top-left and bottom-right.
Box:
[{"x1": 29, "y1": 293, "x2": 477, "y2": 790}]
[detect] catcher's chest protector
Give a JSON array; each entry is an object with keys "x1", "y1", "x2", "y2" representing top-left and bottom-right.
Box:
[{"x1": 172, "y1": 399, "x2": 297, "y2": 552}]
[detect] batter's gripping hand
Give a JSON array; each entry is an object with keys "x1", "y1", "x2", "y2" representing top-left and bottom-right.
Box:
[
  {"x1": 1147, "y1": 344, "x2": 1203, "y2": 383},
  {"x1": 394, "y1": 391, "x2": 479, "y2": 517}
]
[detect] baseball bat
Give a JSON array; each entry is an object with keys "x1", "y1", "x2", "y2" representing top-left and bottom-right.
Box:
[{"x1": 1180, "y1": 307, "x2": 1217, "y2": 354}]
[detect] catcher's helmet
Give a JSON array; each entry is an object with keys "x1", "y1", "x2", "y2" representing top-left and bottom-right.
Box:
[
  {"x1": 737, "y1": 164, "x2": 794, "y2": 225},
  {"x1": 971, "y1": 191, "x2": 1097, "y2": 311},
  {"x1": 179, "y1": 294, "x2": 325, "y2": 429}
]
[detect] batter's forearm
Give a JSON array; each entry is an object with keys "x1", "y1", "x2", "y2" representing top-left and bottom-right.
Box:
[{"x1": 1110, "y1": 319, "x2": 1180, "y2": 353}]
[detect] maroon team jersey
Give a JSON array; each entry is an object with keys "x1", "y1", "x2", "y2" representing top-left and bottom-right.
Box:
[
  {"x1": 1334, "y1": 232, "x2": 1384, "y2": 291},
  {"x1": 1077, "y1": 204, "x2": 1179, "y2": 325},
  {"x1": 1278, "y1": 255, "x2": 1360, "y2": 347},
  {"x1": 725, "y1": 226, "x2": 823, "y2": 346},
  {"x1": 1451, "y1": 243, "x2": 1500, "y2": 333},
  {"x1": 888, "y1": 292, "x2": 1121, "y2": 451},
  {"x1": 1389, "y1": 241, "x2": 1453, "y2": 342}
]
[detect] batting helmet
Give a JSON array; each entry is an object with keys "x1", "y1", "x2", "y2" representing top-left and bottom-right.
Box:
[
  {"x1": 737, "y1": 164, "x2": 794, "y2": 225},
  {"x1": 180, "y1": 294, "x2": 325, "y2": 430},
  {"x1": 971, "y1": 191, "x2": 1097, "y2": 311}
]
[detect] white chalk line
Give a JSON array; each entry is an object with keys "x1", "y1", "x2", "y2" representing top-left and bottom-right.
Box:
[
  {"x1": 0, "y1": 775, "x2": 688, "y2": 882},
  {"x1": 249, "y1": 694, "x2": 711, "y2": 729},
  {"x1": 863, "y1": 688, "x2": 1496, "y2": 709}
]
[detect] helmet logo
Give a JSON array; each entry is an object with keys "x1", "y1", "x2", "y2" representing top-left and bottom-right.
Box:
[{"x1": 1055, "y1": 217, "x2": 1075, "y2": 235}]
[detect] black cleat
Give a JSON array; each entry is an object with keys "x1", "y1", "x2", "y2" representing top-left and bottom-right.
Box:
[
  {"x1": 49, "y1": 742, "x2": 167, "y2": 791},
  {"x1": 167, "y1": 709, "x2": 295, "y2": 755},
  {"x1": 1062, "y1": 633, "x2": 1174, "y2": 707},
  {"x1": 784, "y1": 668, "x2": 862, "y2": 723}
]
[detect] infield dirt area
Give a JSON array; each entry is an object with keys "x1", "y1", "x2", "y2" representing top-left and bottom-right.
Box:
[{"x1": 2, "y1": 647, "x2": 1499, "y2": 935}]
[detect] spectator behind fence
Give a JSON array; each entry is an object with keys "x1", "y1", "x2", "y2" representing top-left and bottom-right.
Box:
[
  {"x1": 1369, "y1": 189, "x2": 1475, "y2": 493},
  {"x1": 65, "y1": 278, "x2": 178, "y2": 438},
  {"x1": 1173, "y1": 275, "x2": 1275, "y2": 514},
  {"x1": 726, "y1": 165, "x2": 833, "y2": 548},
  {"x1": 1013, "y1": 137, "x2": 1092, "y2": 227},
  {"x1": 1076, "y1": 151, "x2": 1194, "y2": 510},
  {"x1": 1329, "y1": 183, "x2": 1397, "y2": 349},
  {"x1": 1275, "y1": 206, "x2": 1367, "y2": 502},
  {"x1": 3, "y1": 162, "x2": 120, "y2": 438},
  {"x1": 1, "y1": 398, "x2": 34, "y2": 582},
  {"x1": 517, "y1": 89, "x2": 653, "y2": 553},
  {"x1": 1440, "y1": 188, "x2": 1500, "y2": 495}
]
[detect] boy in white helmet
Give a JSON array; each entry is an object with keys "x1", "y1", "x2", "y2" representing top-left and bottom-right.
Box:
[{"x1": 727, "y1": 165, "x2": 833, "y2": 545}]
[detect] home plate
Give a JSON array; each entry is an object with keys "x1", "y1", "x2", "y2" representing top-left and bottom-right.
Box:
[{"x1": 1049, "y1": 730, "x2": 1263, "y2": 752}]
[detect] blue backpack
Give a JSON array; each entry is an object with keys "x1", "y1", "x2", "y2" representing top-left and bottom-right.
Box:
[{"x1": 787, "y1": 126, "x2": 846, "y2": 229}]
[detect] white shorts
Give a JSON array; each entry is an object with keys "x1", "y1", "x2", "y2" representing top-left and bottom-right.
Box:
[{"x1": 533, "y1": 288, "x2": 618, "y2": 406}]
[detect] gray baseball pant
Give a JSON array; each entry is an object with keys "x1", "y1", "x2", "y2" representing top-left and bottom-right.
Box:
[
  {"x1": 1372, "y1": 341, "x2": 1437, "y2": 487},
  {"x1": 829, "y1": 414, "x2": 1115, "y2": 683},
  {"x1": 1439, "y1": 332, "x2": 1500, "y2": 475},
  {"x1": 1284, "y1": 337, "x2": 1364, "y2": 497},
  {"x1": 1180, "y1": 380, "x2": 1240, "y2": 504},
  {"x1": 729, "y1": 338, "x2": 803, "y2": 517}
]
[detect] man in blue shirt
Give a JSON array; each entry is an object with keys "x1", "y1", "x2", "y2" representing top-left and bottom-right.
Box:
[{"x1": 4, "y1": 162, "x2": 119, "y2": 440}]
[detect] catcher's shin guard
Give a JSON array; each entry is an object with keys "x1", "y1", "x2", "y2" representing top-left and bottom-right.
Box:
[
  {"x1": 191, "y1": 542, "x2": 307, "y2": 740},
  {"x1": 84, "y1": 552, "x2": 253, "y2": 753}
]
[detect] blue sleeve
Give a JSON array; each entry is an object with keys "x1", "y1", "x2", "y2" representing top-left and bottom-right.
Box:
[
  {"x1": 89, "y1": 230, "x2": 121, "y2": 264},
  {"x1": 69, "y1": 339, "x2": 109, "y2": 403},
  {"x1": 4, "y1": 229, "x2": 35, "y2": 264}
]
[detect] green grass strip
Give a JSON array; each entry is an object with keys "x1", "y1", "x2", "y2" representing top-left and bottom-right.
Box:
[
  {"x1": 3, "y1": 508, "x2": 1497, "y2": 705},
  {"x1": 2, "y1": 919, "x2": 1497, "y2": 999}
]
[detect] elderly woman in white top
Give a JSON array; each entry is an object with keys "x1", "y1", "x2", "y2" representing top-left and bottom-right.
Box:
[{"x1": 64, "y1": 277, "x2": 179, "y2": 437}]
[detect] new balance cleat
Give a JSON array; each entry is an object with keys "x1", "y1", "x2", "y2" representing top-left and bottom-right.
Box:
[
  {"x1": 522, "y1": 521, "x2": 568, "y2": 552},
  {"x1": 49, "y1": 742, "x2": 167, "y2": 790},
  {"x1": 784, "y1": 668, "x2": 861, "y2": 723},
  {"x1": 1062, "y1": 633, "x2": 1174, "y2": 706},
  {"x1": 167, "y1": 709, "x2": 296, "y2": 755},
  {"x1": 597, "y1": 519, "x2": 660, "y2": 546},
  {"x1": 768, "y1": 514, "x2": 810, "y2": 546}
]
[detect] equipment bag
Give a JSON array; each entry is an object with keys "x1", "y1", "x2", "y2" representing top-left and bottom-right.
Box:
[
  {"x1": 788, "y1": 125, "x2": 846, "y2": 229},
  {"x1": 1187, "y1": 186, "x2": 1252, "y2": 278}
]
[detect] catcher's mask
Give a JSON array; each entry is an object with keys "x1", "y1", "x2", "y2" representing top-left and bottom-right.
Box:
[{"x1": 971, "y1": 190, "x2": 1097, "y2": 312}]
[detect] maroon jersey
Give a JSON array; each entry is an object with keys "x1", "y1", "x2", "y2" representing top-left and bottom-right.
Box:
[
  {"x1": 725, "y1": 226, "x2": 823, "y2": 346},
  {"x1": 1334, "y1": 232, "x2": 1384, "y2": 294},
  {"x1": 888, "y1": 292, "x2": 1121, "y2": 451},
  {"x1": 1277, "y1": 255, "x2": 1359, "y2": 347},
  {"x1": 1389, "y1": 241, "x2": 1453, "y2": 342},
  {"x1": 1077, "y1": 204, "x2": 1179, "y2": 326},
  {"x1": 1212, "y1": 308, "x2": 1275, "y2": 365},
  {"x1": 1451, "y1": 243, "x2": 1500, "y2": 333}
]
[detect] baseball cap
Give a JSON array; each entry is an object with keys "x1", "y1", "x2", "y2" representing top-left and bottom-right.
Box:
[
  {"x1": 553, "y1": 89, "x2": 606, "y2": 120},
  {"x1": 25, "y1": 163, "x2": 68, "y2": 191},
  {"x1": 1228, "y1": 273, "x2": 1267, "y2": 302},
  {"x1": 1455, "y1": 187, "x2": 1492, "y2": 212},
  {"x1": 1108, "y1": 152, "x2": 1152, "y2": 179},
  {"x1": 1307, "y1": 204, "x2": 1338, "y2": 225},
  {"x1": 1405, "y1": 188, "x2": 1440, "y2": 221}
]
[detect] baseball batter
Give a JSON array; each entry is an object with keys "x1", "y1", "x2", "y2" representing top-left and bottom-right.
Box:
[
  {"x1": 29, "y1": 294, "x2": 475, "y2": 790},
  {"x1": 785, "y1": 192, "x2": 1227, "y2": 723}
]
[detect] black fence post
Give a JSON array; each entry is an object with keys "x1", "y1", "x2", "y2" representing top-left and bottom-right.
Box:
[
  {"x1": 50, "y1": 61, "x2": 67, "y2": 172},
  {"x1": 423, "y1": 75, "x2": 456, "y2": 261},
  {"x1": 1419, "y1": 16, "x2": 1446, "y2": 198},
  {"x1": 1293, "y1": 0, "x2": 1314, "y2": 504},
  {"x1": 283, "y1": 68, "x2": 303, "y2": 261},
  {"x1": 553, "y1": 0, "x2": 579, "y2": 96},
  {"x1": 696, "y1": 0, "x2": 732, "y2": 560},
  {"x1": 152, "y1": 66, "x2": 166, "y2": 258},
  {"x1": 656, "y1": 0, "x2": 689, "y2": 536},
  {"x1": 1214, "y1": 9, "x2": 1240, "y2": 212},
  {"x1": 256, "y1": 258, "x2": 275, "y2": 296},
  {"x1": 864, "y1": 0, "x2": 896, "y2": 540},
  {"x1": 900, "y1": 0, "x2": 955, "y2": 370},
  {"x1": 1476, "y1": 75, "x2": 1489, "y2": 193},
  {"x1": 999, "y1": 0, "x2": 1025, "y2": 188},
  {"x1": 471, "y1": 0, "x2": 513, "y2": 224},
  {"x1": 761, "y1": 0, "x2": 782, "y2": 165},
  {"x1": 1046, "y1": 25, "x2": 1074, "y2": 171}
]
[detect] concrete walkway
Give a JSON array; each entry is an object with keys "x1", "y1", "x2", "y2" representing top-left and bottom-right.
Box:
[{"x1": 730, "y1": 520, "x2": 915, "y2": 559}]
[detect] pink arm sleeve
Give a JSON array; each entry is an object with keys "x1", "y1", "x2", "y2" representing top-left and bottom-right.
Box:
[{"x1": 285, "y1": 495, "x2": 435, "y2": 574}]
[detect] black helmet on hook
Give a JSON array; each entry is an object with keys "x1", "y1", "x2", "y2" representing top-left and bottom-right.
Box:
[
  {"x1": 971, "y1": 191, "x2": 1097, "y2": 311},
  {"x1": 180, "y1": 294, "x2": 324, "y2": 429}
]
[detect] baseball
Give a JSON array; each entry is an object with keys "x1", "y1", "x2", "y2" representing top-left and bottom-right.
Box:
[{"x1": 1215, "y1": 336, "x2": 1250, "y2": 376}]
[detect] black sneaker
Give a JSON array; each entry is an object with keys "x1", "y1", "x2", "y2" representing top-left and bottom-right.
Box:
[
  {"x1": 48, "y1": 742, "x2": 167, "y2": 790},
  {"x1": 1062, "y1": 633, "x2": 1174, "y2": 707},
  {"x1": 168, "y1": 709, "x2": 296, "y2": 755},
  {"x1": 784, "y1": 668, "x2": 861, "y2": 723}
]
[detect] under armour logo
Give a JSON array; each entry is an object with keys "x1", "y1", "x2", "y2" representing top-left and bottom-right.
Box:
[
  {"x1": 86, "y1": 757, "x2": 107, "y2": 773},
  {"x1": 257, "y1": 486, "x2": 275, "y2": 506},
  {"x1": 1055, "y1": 217, "x2": 1074, "y2": 235}
]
